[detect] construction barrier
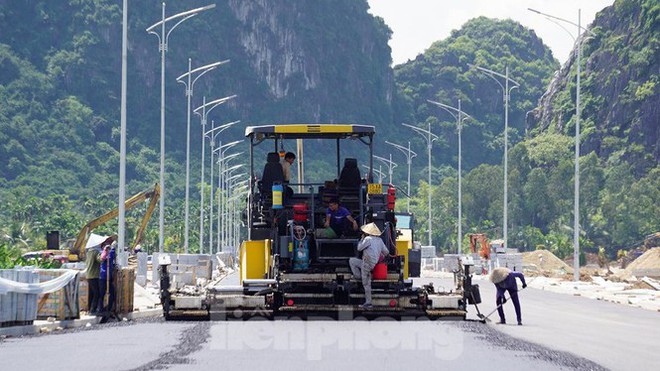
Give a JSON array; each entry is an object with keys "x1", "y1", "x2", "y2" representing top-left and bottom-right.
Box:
[
  {"x1": 37, "y1": 269, "x2": 80, "y2": 320},
  {"x1": 0, "y1": 269, "x2": 40, "y2": 327}
]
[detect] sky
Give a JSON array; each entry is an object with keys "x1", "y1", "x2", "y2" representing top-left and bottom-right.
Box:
[{"x1": 367, "y1": 0, "x2": 614, "y2": 65}]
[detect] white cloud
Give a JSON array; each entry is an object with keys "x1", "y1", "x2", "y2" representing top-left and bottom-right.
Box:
[{"x1": 367, "y1": 0, "x2": 614, "y2": 65}]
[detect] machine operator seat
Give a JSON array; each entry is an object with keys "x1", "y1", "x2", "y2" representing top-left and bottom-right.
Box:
[
  {"x1": 338, "y1": 158, "x2": 361, "y2": 189},
  {"x1": 260, "y1": 152, "x2": 285, "y2": 195},
  {"x1": 337, "y1": 158, "x2": 361, "y2": 213}
]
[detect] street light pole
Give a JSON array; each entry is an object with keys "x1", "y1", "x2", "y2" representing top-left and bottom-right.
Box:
[
  {"x1": 403, "y1": 123, "x2": 438, "y2": 246},
  {"x1": 362, "y1": 165, "x2": 384, "y2": 185},
  {"x1": 213, "y1": 142, "x2": 241, "y2": 251},
  {"x1": 204, "y1": 124, "x2": 239, "y2": 254},
  {"x1": 218, "y1": 154, "x2": 243, "y2": 250},
  {"x1": 216, "y1": 154, "x2": 242, "y2": 252},
  {"x1": 146, "y1": 2, "x2": 216, "y2": 253},
  {"x1": 374, "y1": 155, "x2": 398, "y2": 185},
  {"x1": 194, "y1": 96, "x2": 238, "y2": 253},
  {"x1": 176, "y1": 59, "x2": 229, "y2": 253},
  {"x1": 427, "y1": 99, "x2": 473, "y2": 254},
  {"x1": 385, "y1": 141, "x2": 417, "y2": 213},
  {"x1": 467, "y1": 64, "x2": 519, "y2": 253},
  {"x1": 118, "y1": 0, "x2": 128, "y2": 251},
  {"x1": 528, "y1": 8, "x2": 595, "y2": 282}
]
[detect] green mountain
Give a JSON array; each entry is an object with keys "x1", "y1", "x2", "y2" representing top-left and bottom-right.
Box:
[
  {"x1": 0, "y1": 0, "x2": 657, "y2": 256},
  {"x1": 394, "y1": 0, "x2": 658, "y2": 255}
]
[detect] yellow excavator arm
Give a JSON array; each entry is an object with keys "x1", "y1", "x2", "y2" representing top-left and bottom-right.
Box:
[{"x1": 71, "y1": 183, "x2": 160, "y2": 260}]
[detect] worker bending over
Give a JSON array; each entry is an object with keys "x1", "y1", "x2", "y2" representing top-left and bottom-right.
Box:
[
  {"x1": 349, "y1": 223, "x2": 389, "y2": 309},
  {"x1": 490, "y1": 267, "x2": 527, "y2": 325}
]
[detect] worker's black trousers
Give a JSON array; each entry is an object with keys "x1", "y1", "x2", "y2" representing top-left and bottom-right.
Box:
[
  {"x1": 87, "y1": 278, "x2": 100, "y2": 313},
  {"x1": 497, "y1": 289, "x2": 521, "y2": 323},
  {"x1": 99, "y1": 278, "x2": 115, "y2": 313}
]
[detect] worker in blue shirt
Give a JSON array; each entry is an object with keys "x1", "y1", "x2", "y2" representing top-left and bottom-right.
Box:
[
  {"x1": 491, "y1": 267, "x2": 527, "y2": 325},
  {"x1": 321, "y1": 198, "x2": 358, "y2": 238},
  {"x1": 98, "y1": 237, "x2": 117, "y2": 313}
]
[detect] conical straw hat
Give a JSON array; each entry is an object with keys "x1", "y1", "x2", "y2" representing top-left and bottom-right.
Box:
[
  {"x1": 490, "y1": 267, "x2": 511, "y2": 284},
  {"x1": 360, "y1": 222, "x2": 382, "y2": 236}
]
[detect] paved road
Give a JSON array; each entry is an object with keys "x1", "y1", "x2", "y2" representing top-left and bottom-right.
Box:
[
  {"x1": 442, "y1": 274, "x2": 660, "y2": 371},
  {"x1": 1, "y1": 273, "x2": 656, "y2": 370},
  {"x1": 0, "y1": 317, "x2": 599, "y2": 371}
]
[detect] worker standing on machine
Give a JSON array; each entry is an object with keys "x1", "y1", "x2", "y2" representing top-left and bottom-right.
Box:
[
  {"x1": 490, "y1": 267, "x2": 527, "y2": 325},
  {"x1": 350, "y1": 223, "x2": 389, "y2": 309}
]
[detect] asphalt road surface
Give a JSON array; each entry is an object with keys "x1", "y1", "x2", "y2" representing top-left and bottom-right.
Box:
[{"x1": 0, "y1": 274, "x2": 657, "y2": 371}]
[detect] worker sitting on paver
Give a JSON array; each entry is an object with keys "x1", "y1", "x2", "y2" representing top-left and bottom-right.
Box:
[
  {"x1": 317, "y1": 198, "x2": 358, "y2": 238},
  {"x1": 349, "y1": 223, "x2": 389, "y2": 309},
  {"x1": 491, "y1": 267, "x2": 527, "y2": 325}
]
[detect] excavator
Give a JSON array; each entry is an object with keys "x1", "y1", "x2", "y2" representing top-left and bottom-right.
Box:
[
  {"x1": 68, "y1": 183, "x2": 160, "y2": 261},
  {"x1": 159, "y1": 124, "x2": 481, "y2": 320}
]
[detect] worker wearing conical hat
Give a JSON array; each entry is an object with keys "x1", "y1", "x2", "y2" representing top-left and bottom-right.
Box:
[
  {"x1": 491, "y1": 267, "x2": 527, "y2": 325},
  {"x1": 349, "y1": 223, "x2": 390, "y2": 309}
]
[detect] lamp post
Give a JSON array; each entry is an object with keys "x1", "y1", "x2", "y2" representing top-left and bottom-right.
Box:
[
  {"x1": 227, "y1": 181, "x2": 248, "y2": 256},
  {"x1": 385, "y1": 141, "x2": 417, "y2": 213},
  {"x1": 374, "y1": 154, "x2": 398, "y2": 185},
  {"x1": 468, "y1": 64, "x2": 519, "y2": 253},
  {"x1": 193, "y1": 96, "x2": 238, "y2": 253},
  {"x1": 529, "y1": 8, "x2": 596, "y2": 282},
  {"x1": 208, "y1": 138, "x2": 239, "y2": 254},
  {"x1": 362, "y1": 165, "x2": 384, "y2": 184},
  {"x1": 118, "y1": 0, "x2": 128, "y2": 251},
  {"x1": 146, "y1": 2, "x2": 216, "y2": 252},
  {"x1": 221, "y1": 172, "x2": 245, "y2": 252},
  {"x1": 403, "y1": 123, "x2": 439, "y2": 246},
  {"x1": 176, "y1": 59, "x2": 229, "y2": 253},
  {"x1": 219, "y1": 153, "x2": 243, "y2": 249},
  {"x1": 213, "y1": 142, "x2": 241, "y2": 252},
  {"x1": 427, "y1": 99, "x2": 473, "y2": 254},
  {"x1": 217, "y1": 162, "x2": 243, "y2": 252}
]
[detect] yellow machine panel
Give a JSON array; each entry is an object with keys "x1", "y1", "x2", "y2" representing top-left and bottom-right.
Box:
[
  {"x1": 397, "y1": 240, "x2": 410, "y2": 280},
  {"x1": 240, "y1": 239, "x2": 271, "y2": 284}
]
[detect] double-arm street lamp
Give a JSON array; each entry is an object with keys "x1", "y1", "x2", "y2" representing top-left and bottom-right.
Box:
[
  {"x1": 403, "y1": 123, "x2": 439, "y2": 246},
  {"x1": 427, "y1": 99, "x2": 473, "y2": 254},
  {"x1": 208, "y1": 139, "x2": 240, "y2": 254},
  {"x1": 146, "y1": 2, "x2": 216, "y2": 253},
  {"x1": 468, "y1": 64, "x2": 519, "y2": 253},
  {"x1": 529, "y1": 8, "x2": 596, "y2": 282},
  {"x1": 385, "y1": 141, "x2": 417, "y2": 213},
  {"x1": 219, "y1": 153, "x2": 243, "y2": 250},
  {"x1": 362, "y1": 165, "x2": 385, "y2": 184},
  {"x1": 228, "y1": 179, "x2": 248, "y2": 254},
  {"x1": 176, "y1": 59, "x2": 229, "y2": 253},
  {"x1": 218, "y1": 162, "x2": 243, "y2": 252},
  {"x1": 194, "y1": 96, "x2": 238, "y2": 253},
  {"x1": 373, "y1": 154, "x2": 398, "y2": 185}
]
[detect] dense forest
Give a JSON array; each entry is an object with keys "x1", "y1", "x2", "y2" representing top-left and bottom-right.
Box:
[{"x1": 0, "y1": 0, "x2": 657, "y2": 261}]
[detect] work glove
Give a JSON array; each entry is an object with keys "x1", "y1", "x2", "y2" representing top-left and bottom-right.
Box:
[{"x1": 522, "y1": 283, "x2": 527, "y2": 289}]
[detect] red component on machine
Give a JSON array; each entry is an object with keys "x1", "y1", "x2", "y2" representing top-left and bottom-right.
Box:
[
  {"x1": 293, "y1": 203, "x2": 308, "y2": 222},
  {"x1": 373, "y1": 263, "x2": 388, "y2": 280},
  {"x1": 387, "y1": 186, "x2": 396, "y2": 211}
]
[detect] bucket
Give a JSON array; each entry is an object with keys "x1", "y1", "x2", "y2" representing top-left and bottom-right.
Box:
[{"x1": 373, "y1": 263, "x2": 387, "y2": 280}]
